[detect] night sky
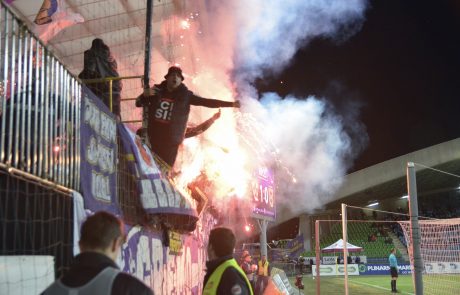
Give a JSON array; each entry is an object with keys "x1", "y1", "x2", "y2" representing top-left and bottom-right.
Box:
[{"x1": 258, "y1": 0, "x2": 460, "y2": 172}]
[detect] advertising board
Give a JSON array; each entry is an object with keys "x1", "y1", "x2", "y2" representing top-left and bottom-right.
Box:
[
  {"x1": 312, "y1": 264, "x2": 360, "y2": 276},
  {"x1": 358, "y1": 264, "x2": 412, "y2": 275},
  {"x1": 251, "y1": 167, "x2": 275, "y2": 221}
]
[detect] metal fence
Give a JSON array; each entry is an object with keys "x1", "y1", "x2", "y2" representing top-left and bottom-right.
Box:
[{"x1": 0, "y1": 2, "x2": 81, "y2": 191}]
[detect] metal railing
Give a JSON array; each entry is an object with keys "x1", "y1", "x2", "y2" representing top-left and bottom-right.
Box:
[
  {"x1": 0, "y1": 2, "x2": 81, "y2": 190},
  {"x1": 80, "y1": 74, "x2": 143, "y2": 115}
]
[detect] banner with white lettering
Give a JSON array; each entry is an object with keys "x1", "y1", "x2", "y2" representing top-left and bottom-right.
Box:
[
  {"x1": 118, "y1": 213, "x2": 215, "y2": 294},
  {"x1": 117, "y1": 124, "x2": 197, "y2": 218},
  {"x1": 80, "y1": 86, "x2": 118, "y2": 213},
  {"x1": 358, "y1": 264, "x2": 412, "y2": 275}
]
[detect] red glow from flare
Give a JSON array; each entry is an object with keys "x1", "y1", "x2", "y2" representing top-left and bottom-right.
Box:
[{"x1": 244, "y1": 225, "x2": 251, "y2": 232}]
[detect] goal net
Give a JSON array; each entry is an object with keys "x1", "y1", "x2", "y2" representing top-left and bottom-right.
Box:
[{"x1": 399, "y1": 218, "x2": 460, "y2": 295}]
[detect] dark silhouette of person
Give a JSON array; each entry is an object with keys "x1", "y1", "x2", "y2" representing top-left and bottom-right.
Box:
[{"x1": 79, "y1": 38, "x2": 122, "y2": 117}]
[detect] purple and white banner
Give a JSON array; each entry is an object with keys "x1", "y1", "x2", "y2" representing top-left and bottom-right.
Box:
[
  {"x1": 118, "y1": 214, "x2": 216, "y2": 294},
  {"x1": 117, "y1": 124, "x2": 197, "y2": 217},
  {"x1": 80, "y1": 86, "x2": 119, "y2": 214}
]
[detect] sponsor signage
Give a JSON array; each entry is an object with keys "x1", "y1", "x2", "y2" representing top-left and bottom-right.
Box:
[
  {"x1": 251, "y1": 167, "x2": 276, "y2": 221},
  {"x1": 323, "y1": 256, "x2": 337, "y2": 265},
  {"x1": 312, "y1": 264, "x2": 360, "y2": 276},
  {"x1": 358, "y1": 264, "x2": 412, "y2": 275},
  {"x1": 425, "y1": 262, "x2": 460, "y2": 274},
  {"x1": 321, "y1": 256, "x2": 367, "y2": 265}
]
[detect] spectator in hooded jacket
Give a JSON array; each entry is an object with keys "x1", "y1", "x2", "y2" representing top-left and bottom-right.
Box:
[
  {"x1": 79, "y1": 38, "x2": 122, "y2": 117},
  {"x1": 41, "y1": 211, "x2": 153, "y2": 295},
  {"x1": 136, "y1": 66, "x2": 240, "y2": 168}
]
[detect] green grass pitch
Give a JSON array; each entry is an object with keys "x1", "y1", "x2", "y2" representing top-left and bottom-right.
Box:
[{"x1": 288, "y1": 274, "x2": 460, "y2": 294}]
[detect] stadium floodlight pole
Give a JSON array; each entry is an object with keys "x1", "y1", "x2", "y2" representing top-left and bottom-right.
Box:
[
  {"x1": 315, "y1": 220, "x2": 320, "y2": 295},
  {"x1": 407, "y1": 162, "x2": 424, "y2": 295},
  {"x1": 342, "y1": 203, "x2": 349, "y2": 295}
]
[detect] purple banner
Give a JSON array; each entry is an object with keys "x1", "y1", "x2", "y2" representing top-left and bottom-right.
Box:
[
  {"x1": 286, "y1": 234, "x2": 304, "y2": 259},
  {"x1": 118, "y1": 213, "x2": 215, "y2": 294},
  {"x1": 80, "y1": 86, "x2": 119, "y2": 214},
  {"x1": 117, "y1": 124, "x2": 197, "y2": 217},
  {"x1": 251, "y1": 167, "x2": 276, "y2": 221}
]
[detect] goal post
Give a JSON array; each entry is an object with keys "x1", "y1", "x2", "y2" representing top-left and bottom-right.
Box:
[
  {"x1": 328, "y1": 162, "x2": 460, "y2": 295},
  {"x1": 404, "y1": 161, "x2": 460, "y2": 295},
  {"x1": 314, "y1": 218, "x2": 370, "y2": 295},
  {"x1": 342, "y1": 203, "x2": 349, "y2": 295},
  {"x1": 407, "y1": 162, "x2": 424, "y2": 295}
]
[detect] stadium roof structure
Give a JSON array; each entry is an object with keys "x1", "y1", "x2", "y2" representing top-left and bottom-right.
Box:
[
  {"x1": 328, "y1": 137, "x2": 460, "y2": 209},
  {"x1": 8, "y1": 0, "x2": 181, "y2": 75},
  {"x1": 275, "y1": 138, "x2": 460, "y2": 224}
]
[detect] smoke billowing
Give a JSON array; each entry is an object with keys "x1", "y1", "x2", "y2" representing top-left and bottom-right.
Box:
[
  {"x1": 174, "y1": 0, "x2": 369, "y2": 218},
  {"x1": 254, "y1": 93, "x2": 368, "y2": 216},
  {"x1": 232, "y1": 0, "x2": 369, "y2": 215},
  {"x1": 233, "y1": 0, "x2": 368, "y2": 85}
]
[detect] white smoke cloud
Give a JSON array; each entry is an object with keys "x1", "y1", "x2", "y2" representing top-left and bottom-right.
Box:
[
  {"x1": 234, "y1": 0, "x2": 368, "y2": 82},
  {"x1": 251, "y1": 93, "x2": 364, "y2": 216},
  {"x1": 177, "y1": 0, "x2": 369, "y2": 216},
  {"x1": 230, "y1": 1, "x2": 369, "y2": 214}
]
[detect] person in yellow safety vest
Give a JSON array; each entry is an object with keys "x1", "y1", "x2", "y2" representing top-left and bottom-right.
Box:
[
  {"x1": 255, "y1": 254, "x2": 270, "y2": 295},
  {"x1": 203, "y1": 227, "x2": 253, "y2": 295}
]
